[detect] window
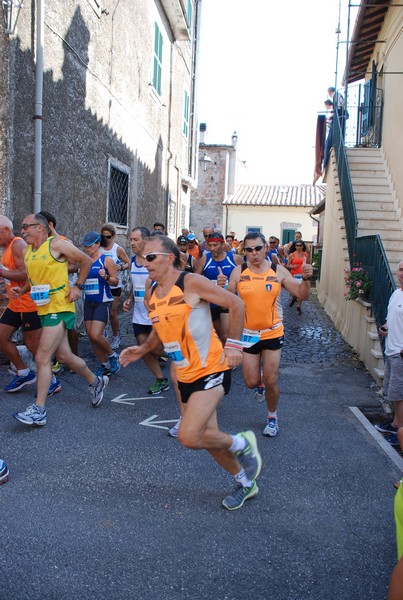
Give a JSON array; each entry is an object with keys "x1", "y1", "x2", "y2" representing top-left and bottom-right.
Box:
[
  {"x1": 107, "y1": 162, "x2": 130, "y2": 226},
  {"x1": 183, "y1": 90, "x2": 189, "y2": 137},
  {"x1": 246, "y1": 226, "x2": 262, "y2": 234},
  {"x1": 153, "y1": 22, "x2": 163, "y2": 96},
  {"x1": 282, "y1": 229, "x2": 295, "y2": 244}
]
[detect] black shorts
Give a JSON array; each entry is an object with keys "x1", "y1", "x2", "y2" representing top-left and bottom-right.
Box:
[
  {"x1": 243, "y1": 336, "x2": 284, "y2": 355},
  {"x1": 110, "y1": 288, "x2": 122, "y2": 298},
  {"x1": 210, "y1": 306, "x2": 229, "y2": 321},
  {"x1": 84, "y1": 301, "x2": 111, "y2": 324},
  {"x1": 133, "y1": 323, "x2": 152, "y2": 337},
  {"x1": 178, "y1": 369, "x2": 231, "y2": 404},
  {"x1": 0, "y1": 307, "x2": 41, "y2": 332}
]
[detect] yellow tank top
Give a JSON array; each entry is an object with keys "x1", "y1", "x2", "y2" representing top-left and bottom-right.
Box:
[
  {"x1": 237, "y1": 263, "x2": 284, "y2": 340},
  {"x1": 24, "y1": 237, "x2": 75, "y2": 316},
  {"x1": 148, "y1": 272, "x2": 228, "y2": 383}
]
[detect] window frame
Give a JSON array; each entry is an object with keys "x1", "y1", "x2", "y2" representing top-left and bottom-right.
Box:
[{"x1": 106, "y1": 157, "x2": 130, "y2": 229}]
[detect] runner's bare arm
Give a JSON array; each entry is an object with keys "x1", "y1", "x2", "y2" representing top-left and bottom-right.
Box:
[
  {"x1": 277, "y1": 262, "x2": 313, "y2": 300},
  {"x1": 119, "y1": 328, "x2": 162, "y2": 367},
  {"x1": 0, "y1": 239, "x2": 29, "y2": 282}
]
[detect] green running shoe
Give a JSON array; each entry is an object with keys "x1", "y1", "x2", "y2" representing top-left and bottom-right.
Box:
[
  {"x1": 235, "y1": 431, "x2": 262, "y2": 480},
  {"x1": 222, "y1": 481, "x2": 258, "y2": 510}
]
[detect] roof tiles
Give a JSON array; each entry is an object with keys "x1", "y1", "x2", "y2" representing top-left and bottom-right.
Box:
[{"x1": 223, "y1": 184, "x2": 325, "y2": 207}]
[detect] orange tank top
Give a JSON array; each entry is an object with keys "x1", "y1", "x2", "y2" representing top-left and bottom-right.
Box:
[
  {"x1": 290, "y1": 252, "x2": 306, "y2": 276},
  {"x1": 237, "y1": 263, "x2": 284, "y2": 341},
  {"x1": 1, "y1": 237, "x2": 37, "y2": 312},
  {"x1": 148, "y1": 272, "x2": 228, "y2": 383}
]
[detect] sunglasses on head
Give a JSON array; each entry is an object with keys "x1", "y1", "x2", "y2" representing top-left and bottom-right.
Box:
[
  {"x1": 143, "y1": 252, "x2": 171, "y2": 262},
  {"x1": 244, "y1": 245, "x2": 264, "y2": 253}
]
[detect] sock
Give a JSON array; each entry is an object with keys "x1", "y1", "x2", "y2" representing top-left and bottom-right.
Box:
[
  {"x1": 108, "y1": 353, "x2": 118, "y2": 359},
  {"x1": 229, "y1": 434, "x2": 247, "y2": 453},
  {"x1": 234, "y1": 469, "x2": 253, "y2": 488},
  {"x1": 51, "y1": 374, "x2": 57, "y2": 384},
  {"x1": 102, "y1": 361, "x2": 110, "y2": 368},
  {"x1": 90, "y1": 377, "x2": 99, "y2": 387},
  {"x1": 34, "y1": 404, "x2": 46, "y2": 413},
  {"x1": 268, "y1": 411, "x2": 277, "y2": 420},
  {"x1": 17, "y1": 368, "x2": 30, "y2": 377}
]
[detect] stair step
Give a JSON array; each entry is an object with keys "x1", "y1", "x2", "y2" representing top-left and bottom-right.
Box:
[
  {"x1": 352, "y1": 185, "x2": 391, "y2": 194},
  {"x1": 359, "y1": 229, "x2": 403, "y2": 240},
  {"x1": 355, "y1": 195, "x2": 394, "y2": 203},
  {"x1": 367, "y1": 331, "x2": 379, "y2": 341},
  {"x1": 371, "y1": 348, "x2": 383, "y2": 359},
  {"x1": 350, "y1": 171, "x2": 389, "y2": 180},
  {"x1": 383, "y1": 240, "x2": 403, "y2": 251},
  {"x1": 365, "y1": 315, "x2": 376, "y2": 324},
  {"x1": 351, "y1": 177, "x2": 392, "y2": 186},
  {"x1": 374, "y1": 367, "x2": 384, "y2": 379},
  {"x1": 359, "y1": 220, "x2": 400, "y2": 230},
  {"x1": 356, "y1": 210, "x2": 397, "y2": 220}
]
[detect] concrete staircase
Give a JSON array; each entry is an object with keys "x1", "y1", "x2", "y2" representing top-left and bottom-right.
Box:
[
  {"x1": 346, "y1": 147, "x2": 402, "y2": 382},
  {"x1": 347, "y1": 147, "x2": 403, "y2": 280}
]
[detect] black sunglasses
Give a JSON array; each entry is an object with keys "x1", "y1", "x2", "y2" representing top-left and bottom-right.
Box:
[
  {"x1": 244, "y1": 245, "x2": 264, "y2": 253},
  {"x1": 103, "y1": 234, "x2": 113, "y2": 239},
  {"x1": 143, "y1": 252, "x2": 171, "y2": 262},
  {"x1": 21, "y1": 223, "x2": 40, "y2": 230},
  {"x1": 295, "y1": 243, "x2": 303, "y2": 247}
]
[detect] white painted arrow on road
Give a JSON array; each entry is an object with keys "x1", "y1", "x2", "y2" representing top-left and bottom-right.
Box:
[
  {"x1": 139, "y1": 414, "x2": 179, "y2": 430},
  {"x1": 111, "y1": 393, "x2": 163, "y2": 405}
]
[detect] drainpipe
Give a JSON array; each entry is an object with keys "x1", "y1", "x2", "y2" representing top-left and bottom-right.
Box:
[{"x1": 33, "y1": 0, "x2": 44, "y2": 213}]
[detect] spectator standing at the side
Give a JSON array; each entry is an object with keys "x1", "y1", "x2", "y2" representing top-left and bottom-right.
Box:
[{"x1": 377, "y1": 261, "x2": 403, "y2": 450}]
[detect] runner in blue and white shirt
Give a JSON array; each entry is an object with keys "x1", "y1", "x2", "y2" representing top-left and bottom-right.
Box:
[
  {"x1": 122, "y1": 227, "x2": 168, "y2": 396},
  {"x1": 194, "y1": 232, "x2": 243, "y2": 343}
]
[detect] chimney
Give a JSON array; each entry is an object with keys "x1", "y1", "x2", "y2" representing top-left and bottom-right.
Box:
[{"x1": 200, "y1": 122, "x2": 207, "y2": 144}]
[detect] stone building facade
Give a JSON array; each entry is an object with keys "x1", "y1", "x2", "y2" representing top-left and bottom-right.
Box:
[{"x1": 0, "y1": 0, "x2": 200, "y2": 246}]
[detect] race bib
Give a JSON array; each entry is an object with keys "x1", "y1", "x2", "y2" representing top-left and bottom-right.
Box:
[
  {"x1": 84, "y1": 278, "x2": 99, "y2": 295},
  {"x1": 241, "y1": 328, "x2": 261, "y2": 348},
  {"x1": 163, "y1": 341, "x2": 189, "y2": 367},
  {"x1": 133, "y1": 286, "x2": 145, "y2": 302},
  {"x1": 30, "y1": 284, "x2": 51, "y2": 306}
]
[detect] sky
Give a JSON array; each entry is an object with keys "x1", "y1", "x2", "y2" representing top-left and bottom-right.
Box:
[{"x1": 196, "y1": 0, "x2": 356, "y2": 185}]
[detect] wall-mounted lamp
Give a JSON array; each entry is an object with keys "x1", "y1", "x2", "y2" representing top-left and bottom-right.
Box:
[
  {"x1": 199, "y1": 151, "x2": 212, "y2": 172},
  {"x1": 2, "y1": 0, "x2": 23, "y2": 35}
]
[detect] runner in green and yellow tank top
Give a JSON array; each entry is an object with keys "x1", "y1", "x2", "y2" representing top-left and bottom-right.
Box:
[{"x1": 11, "y1": 213, "x2": 110, "y2": 427}]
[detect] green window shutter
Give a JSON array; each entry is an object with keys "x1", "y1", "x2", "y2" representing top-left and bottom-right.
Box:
[
  {"x1": 153, "y1": 23, "x2": 163, "y2": 95},
  {"x1": 183, "y1": 90, "x2": 189, "y2": 136}
]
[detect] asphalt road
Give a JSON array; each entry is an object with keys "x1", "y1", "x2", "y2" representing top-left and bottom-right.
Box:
[{"x1": 0, "y1": 292, "x2": 400, "y2": 600}]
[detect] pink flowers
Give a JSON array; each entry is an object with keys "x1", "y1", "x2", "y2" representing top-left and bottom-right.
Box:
[{"x1": 344, "y1": 263, "x2": 371, "y2": 301}]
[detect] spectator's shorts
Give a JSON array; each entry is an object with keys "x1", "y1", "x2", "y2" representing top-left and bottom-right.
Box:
[{"x1": 384, "y1": 354, "x2": 403, "y2": 402}]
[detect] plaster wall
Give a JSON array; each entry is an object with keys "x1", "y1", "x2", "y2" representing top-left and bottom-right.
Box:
[
  {"x1": 371, "y1": 8, "x2": 403, "y2": 214},
  {"x1": 225, "y1": 205, "x2": 318, "y2": 243},
  {"x1": 1, "y1": 0, "x2": 195, "y2": 246}
]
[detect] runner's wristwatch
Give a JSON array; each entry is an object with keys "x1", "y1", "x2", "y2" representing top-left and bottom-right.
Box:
[{"x1": 74, "y1": 282, "x2": 84, "y2": 290}]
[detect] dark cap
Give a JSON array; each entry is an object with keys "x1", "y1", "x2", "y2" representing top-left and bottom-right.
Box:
[
  {"x1": 81, "y1": 231, "x2": 101, "y2": 246},
  {"x1": 177, "y1": 235, "x2": 188, "y2": 244}
]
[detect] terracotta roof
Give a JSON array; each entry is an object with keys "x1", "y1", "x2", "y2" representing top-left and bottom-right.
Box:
[
  {"x1": 346, "y1": 0, "x2": 390, "y2": 84},
  {"x1": 223, "y1": 184, "x2": 326, "y2": 207}
]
